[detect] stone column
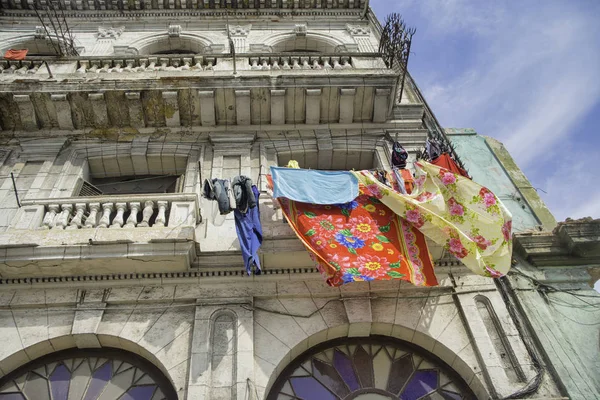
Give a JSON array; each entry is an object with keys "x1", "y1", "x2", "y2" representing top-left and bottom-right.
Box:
[{"x1": 110, "y1": 202, "x2": 127, "y2": 228}]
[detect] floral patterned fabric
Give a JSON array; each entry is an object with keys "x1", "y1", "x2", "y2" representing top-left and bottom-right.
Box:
[
  {"x1": 352, "y1": 161, "x2": 513, "y2": 277},
  {"x1": 277, "y1": 188, "x2": 438, "y2": 287}
]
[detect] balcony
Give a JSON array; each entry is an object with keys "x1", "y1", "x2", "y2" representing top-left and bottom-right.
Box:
[
  {"x1": 0, "y1": 53, "x2": 424, "y2": 132},
  {"x1": 0, "y1": 193, "x2": 199, "y2": 278}
]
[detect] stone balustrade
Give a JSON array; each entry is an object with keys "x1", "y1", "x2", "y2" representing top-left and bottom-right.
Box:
[
  {"x1": 15, "y1": 193, "x2": 199, "y2": 231},
  {"x1": 249, "y1": 55, "x2": 353, "y2": 70},
  {"x1": 0, "y1": 53, "x2": 382, "y2": 75}
]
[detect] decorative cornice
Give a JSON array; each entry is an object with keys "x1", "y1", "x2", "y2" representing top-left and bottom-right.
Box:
[
  {"x1": 229, "y1": 24, "x2": 250, "y2": 37},
  {"x1": 168, "y1": 24, "x2": 182, "y2": 37},
  {"x1": 346, "y1": 24, "x2": 370, "y2": 36},
  {"x1": 514, "y1": 218, "x2": 600, "y2": 267},
  {"x1": 97, "y1": 26, "x2": 125, "y2": 39}
]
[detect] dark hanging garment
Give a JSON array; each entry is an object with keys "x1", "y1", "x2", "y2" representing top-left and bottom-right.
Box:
[
  {"x1": 234, "y1": 185, "x2": 263, "y2": 275},
  {"x1": 391, "y1": 142, "x2": 409, "y2": 169},
  {"x1": 425, "y1": 139, "x2": 443, "y2": 161},
  {"x1": 203, "y1": 178, "x2": 232, "y2": 215},
  {"x1": 232, "y1": 175, "x2": 257, "y2": 214}
]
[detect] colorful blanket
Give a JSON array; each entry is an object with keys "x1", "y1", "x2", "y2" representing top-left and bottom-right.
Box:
[
  {"x1": 352, "y1": 162, "x2": 512, "y2": 278},
  {"x1": 277, "y1": 187, "x2": 438, "y2": 287}
]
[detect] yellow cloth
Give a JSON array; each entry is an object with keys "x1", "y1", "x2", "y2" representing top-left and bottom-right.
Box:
[
  {"x1": 351, "y1": 161, "x2": 512, "y2": 277},
  {"x1": 286, "y1": 160, "x2": 300, "y2": 169}
]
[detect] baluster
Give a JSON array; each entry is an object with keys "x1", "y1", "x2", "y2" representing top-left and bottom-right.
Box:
[
  {"x1": 99, "y1": 62, "x2": 111, "y2": 73},
  {"x1": 146, "y1": 58, "x2": 157, "y2": 71},
  {"x1": 250, "y1": 57, "x2": 260, "y2": 70},
  {"x1": 261, "y1": 59, "x2": 270, "y2": 70},
  {"x1": 282, "y1": 58, "x2": 291, "y2": 69},
  {"x1": 66, "y1": 203, "x2": 87, "y2": 230},
  {"x1": 312, "y1": 59, "x2": 321, "y2": 69},
  {"x1": 301, "y1": 57, "x2": 311, "y2": 69},
  {"x1": 205, "y1": 58, "x2": 215, "y2": 70},
  {"x1": 28, "y1": 63, "x2": 42, "y2": 74},
  {"x1": 77, "y1": 60, "x2": 89, "y2": 73},
  {"x1": 158, "y1": 58, "x2": 169, "y2": 71},
  {"x1": 54, "y1": 204, "x2": 73, "y2": 230},
  {"x1": 88, "y1": 62, "x2": 99, "y2": 73},
  {"x1": 97, "y1": 203, "x2": 114, "y2": 228},
  {"x1": 112, "y1": 62, "x2": 123, "y2": 73},
  {"x1": 291, "y1": 57, "x2": 301, "y2": 69},
  {"x1": 41, "y1": 204, "x2": 60, "y2": 229},
  {"x1": 333, "y1": 58, "x2": 342, "y2": 69},
  {"x1": 181, "y1": 58, "x2": 192, "y2": 70},
  {"x1": 272, "y1": 59, "x2": 280, "y2": 70},
  {"x1": 138, "y1": 58, "x2": 148, "y2": 72},
  {"x1": 322, "y1": 58, "x2": 332, "y2": 69},
  {"x1": 154, "y1": 201, "x2": 168, "y2": 227},
  {"x1": 192, "y1": 56, "x2": 203, "y2": 70},
  {"x1": 138, "y1": 200, "x2": 154, "y2": 227},
  {"x1": 84, "y1": 203, "x2": 101, "y2": 228},
  {"x1": 341, "y1": 56, "x2": 352, "y2": 69},
  {"x1": 110, "y1": 202, "x2": 127, "y2": 228},
  {"x1": 123, "y1": 60, "x2": 135, "y2": 72},
  {"x1": 124, "y1": 202, "x2": 141, "y2": 228}
]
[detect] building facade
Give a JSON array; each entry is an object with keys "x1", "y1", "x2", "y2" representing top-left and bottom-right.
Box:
[{"x1": 0, "y1": 2, "x2": 598, "y2": 399}]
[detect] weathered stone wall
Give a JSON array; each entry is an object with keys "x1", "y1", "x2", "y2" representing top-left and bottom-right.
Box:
[{"x1": 0, "y1": 272, "x2": 565, "y2": 399}]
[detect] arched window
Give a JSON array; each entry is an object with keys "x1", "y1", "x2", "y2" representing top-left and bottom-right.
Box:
[
  {"x1": 136, "y1": 36, "x2": 207, "y2": 56},
  {"x1": 0, "y1": 348, "x2": 177, "y2": 399},
  {"x1": 271, "y1": 36, "x2": 341, "y2": 53},
  {"x1": 267, "y1": 337, "x2": 475, "y2": 400}
]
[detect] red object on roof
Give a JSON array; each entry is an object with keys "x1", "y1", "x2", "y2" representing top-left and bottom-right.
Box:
[
  {"x1": 431, "y1": 153, "x2": 470, "y2": 178},
  {"x1": 4, "y1": 49, "x2": 28, "y2": 60}
]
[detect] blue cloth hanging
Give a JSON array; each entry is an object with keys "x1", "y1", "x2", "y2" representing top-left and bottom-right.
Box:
[
  {"x1": 234, "y1": 185, "x2": 263, "y2": 275},
  {"x1": 270, "y1": 166, "x2": 359, "y2": 205}
]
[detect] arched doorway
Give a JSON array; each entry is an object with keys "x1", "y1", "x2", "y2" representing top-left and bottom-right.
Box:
[
  {"x1": 0, "y1": 348, "x2": 177, "y2": 400},
  {"x1": 267, "y1": 336, "x2": 475, "y2": 400}
]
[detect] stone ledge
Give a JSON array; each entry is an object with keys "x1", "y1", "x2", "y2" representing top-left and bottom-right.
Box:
[{"x1": 514, "y1": 218, "x2": 600, "y2": 267}]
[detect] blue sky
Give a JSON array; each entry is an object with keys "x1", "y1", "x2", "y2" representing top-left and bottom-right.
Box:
[{"x1": 371, "y1": 0, "x2": 600, "y2": 222}]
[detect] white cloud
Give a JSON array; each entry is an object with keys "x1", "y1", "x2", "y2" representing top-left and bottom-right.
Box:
[{"x1": 372, "y1": 0, "x2": 600, "y2": 220}]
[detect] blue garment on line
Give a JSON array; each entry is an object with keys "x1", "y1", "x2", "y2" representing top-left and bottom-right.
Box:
[
  {"x1": 234, "y1": 185, "x2": 263, "y2": 275},
  {"x1": 270, "y1": 166, "x2": 359, "y2": 205}
]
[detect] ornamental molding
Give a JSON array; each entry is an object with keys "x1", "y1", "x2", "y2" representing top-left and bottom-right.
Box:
[
  {"x1": 346, "y1": 24, "x2": 370, "y2": 36},
  {"x1": 294, "y1": 24, "x2": 307, "y2": 37},
  {"x1": 35, "y1": 26, "x2": 46, "y2": 39},
  {"x1": 229, "y1": 24, "x2": 251, "y2": 37},
  {"x1": 168, "y1": 24, "x2": 182, "y2": 37},
  {"x1": 514, "y1": 218, "x2": 600, "y2": 267},
  {"x1": 97, "y1": 26, "x2": 125, "y2": 39}
]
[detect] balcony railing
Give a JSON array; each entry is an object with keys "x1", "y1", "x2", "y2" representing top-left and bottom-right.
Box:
[
  {"x1": 0, "y1": 53, "x2": 384, "y2": 75},
  {"x1": 15, "y1": 193, "x2": 199, "y2": 231}
]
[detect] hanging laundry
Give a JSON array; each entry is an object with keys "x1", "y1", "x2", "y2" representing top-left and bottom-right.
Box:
[
  {"x1": 270, "y1": 166, "x2": 359, "y2": 205},
  {"x1": 4, "y1": 49, "x2": 28, "y2": 60},
  {"x1": 391, "y1": 142, "x2": 409, "y2": 169},
  {"x1": 430, "y1": 153, "x2": 469, "y2": 178},
  {"x1": 235, "y1": 185, "x2": 263, "y2": 275},
  {"x1": 202, "y1": 178, "x2": 233, "y2": 215},
  {"x1": 401, "y1": 169, "x2": 414, "y2": 194},
  {"x1": 352, "y1": 161, "x2": 512, "y2": 278},
  {"x1": 425, "y1": 138, "x2": 443, "y2": 161},
  {"x1": 232, "y1": 175, "x2": 256, "y2": 214},
  {"x1": 269, "y1": 176, "x2": 437, "y2": 287}
]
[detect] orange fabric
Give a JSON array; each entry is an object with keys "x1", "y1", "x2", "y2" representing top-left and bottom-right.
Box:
[
  {"x1": 268, "y1": 175, "x2": 437, "y2": 287},
  {"x1": 431, "y1": 153, "x2": 469, "y2": 178},
  {"x1": 4, "y1": 49, "x2": 28, "y2": 60},
  {"x1": 401, "y1": 169, "x2": 414, "y2": 194}
]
